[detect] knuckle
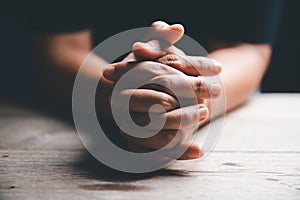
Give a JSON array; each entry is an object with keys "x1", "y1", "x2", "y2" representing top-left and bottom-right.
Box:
[
  {"x1": 166, "y1": 54, "x2": 180, "y2": 62},
  {"x1": 197, "y1": 58, "x2": 205, "y2": 70},
  {"x1": 194, "y1": 78, "x2": 204, "y2": 94},
  {"x1": 159, "y1": 93, "x2": 176, "y2": 111},
  {"x1": 182, "y1": 111, "x2": 194, "y2": 127},
  {"x1": 159, "y1": 54, "x2": 181, "y2": 66}
]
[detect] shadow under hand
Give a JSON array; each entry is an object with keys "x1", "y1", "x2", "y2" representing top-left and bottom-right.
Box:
[
  {"x1": 72, "y1": 150, "x2": 193, "y2": 183},
  {"x1": 1, "y1": 80, "x2": 193, "y2": 192}
]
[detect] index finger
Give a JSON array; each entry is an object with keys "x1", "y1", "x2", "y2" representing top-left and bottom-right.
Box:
[
  {"x1": 103, "y1": 60, "x2": 183, "y2": 82},
  {"x1": 157, "y1": 54, "x2": 222, "y2": 76}
]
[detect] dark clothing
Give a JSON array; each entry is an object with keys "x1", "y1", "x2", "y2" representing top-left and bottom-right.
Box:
[
  {"x1": 25, "y1": 0, "x2": 284, "y2": 48},
  {"x1": 2, "y1": 0, "x2": 295, "y2": 102}
]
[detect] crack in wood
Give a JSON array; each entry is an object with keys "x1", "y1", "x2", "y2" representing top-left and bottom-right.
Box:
[
  {"x1": 222, "y1": 162, "x2": 242, "y2": 167},
  {"x1": 78, "y1": 183, "x2": 148, "y2": 191}
]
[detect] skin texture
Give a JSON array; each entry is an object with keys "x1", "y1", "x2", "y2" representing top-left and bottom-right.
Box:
[{"x1": 30, "y1": 21, "x2": 271, "y2": 160}]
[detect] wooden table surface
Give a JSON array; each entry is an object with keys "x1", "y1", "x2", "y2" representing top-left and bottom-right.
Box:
[{"x1": 0, "y1": 93, "x2": 300, "y2": 200}]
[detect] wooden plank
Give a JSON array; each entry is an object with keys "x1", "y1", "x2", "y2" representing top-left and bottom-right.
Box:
[
  {"x1": 0, "y1": 117, "x2": 82, "y2": 150},
  {"x1": 0, "y1": 149, "x2": 299, "y2": 200},
  {"x1": 196, "y1": 93, "x2": 300, "y2": 152},
  {"x1": 0, "y1": 94, "x2": 300, "y2": 199},
  {"x1": 1, "y1": 93, "x2": 300, "y2": 152}
]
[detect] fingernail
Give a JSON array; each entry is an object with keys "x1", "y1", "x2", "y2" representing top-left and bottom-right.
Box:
[
  {"x1": 170, "y1": 24, "x2": 184, "y2": 32},
  {"x1": 103, "y1": 66, "x2": 115, "y2": 79},
  {"x1": 188, "y1": 149, "x2": 201, "y2": 159},
  {"x1": 199, "y1": 106, "x2": 209, "y2": 121},
  {"x1": 211, "y1": 59, "x2": 222, "y2": 73},
  {"x1": 216, "y1": 65, "x2": 222, "y2": 73},
  {"x1": 211, "y1": 84, "x2": 221, "y2": 97}
]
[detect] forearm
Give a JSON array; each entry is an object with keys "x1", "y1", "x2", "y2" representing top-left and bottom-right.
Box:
[
  {"x1": 31, "y1": 30, "x2": 110, "y2": 101},
  {"x1": 44, "y1": 50, "x2": 109, "y2": 98},
  {"x1": 207, "y1": 43, "x2": 271, "y2": 116}
]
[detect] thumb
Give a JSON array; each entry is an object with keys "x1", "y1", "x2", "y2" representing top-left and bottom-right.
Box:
[
  {"x1": 132, "y1": 39, "x2": 185, "y2": 61},
  {"x1": 134, "y1": 21, "x2": 184, "y2": 60},
  {"x1": 132, "y1": 40, "x2": 167, "y2": 60},
  {"x1": 150, "y1": 21, "x2": 185, "y2": 44}
]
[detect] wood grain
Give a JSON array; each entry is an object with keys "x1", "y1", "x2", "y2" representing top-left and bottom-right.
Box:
[{"x1": 0, "y1": 94, "x2": 300, "y2": 200}]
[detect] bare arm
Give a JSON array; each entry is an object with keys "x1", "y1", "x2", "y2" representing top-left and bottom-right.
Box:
[
  {"x1": 31, "y1": 24, "x2": 271, "y2": 160},
  {"x1": 207, "y1": 42, "x2": 271, "y2": 115},
  {"x1": 30, "y1": 30, "x2": 109, "y2": 101}
]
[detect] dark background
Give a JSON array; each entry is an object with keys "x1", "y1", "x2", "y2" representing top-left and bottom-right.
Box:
[
  {"x1": 0, "y1": 0, "x2": 299, "y2": 98},
  {"x1": 261, "y1": 0, "x2": 300, "y2": 92}
]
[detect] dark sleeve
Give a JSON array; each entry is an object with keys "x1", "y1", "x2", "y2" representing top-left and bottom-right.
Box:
[
  {"x1": 24, "y1": 0, "x2": 90, "y2": 34},
  {"x1": 207, "y1": 0, "x2": 285, "y2": 45}
]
